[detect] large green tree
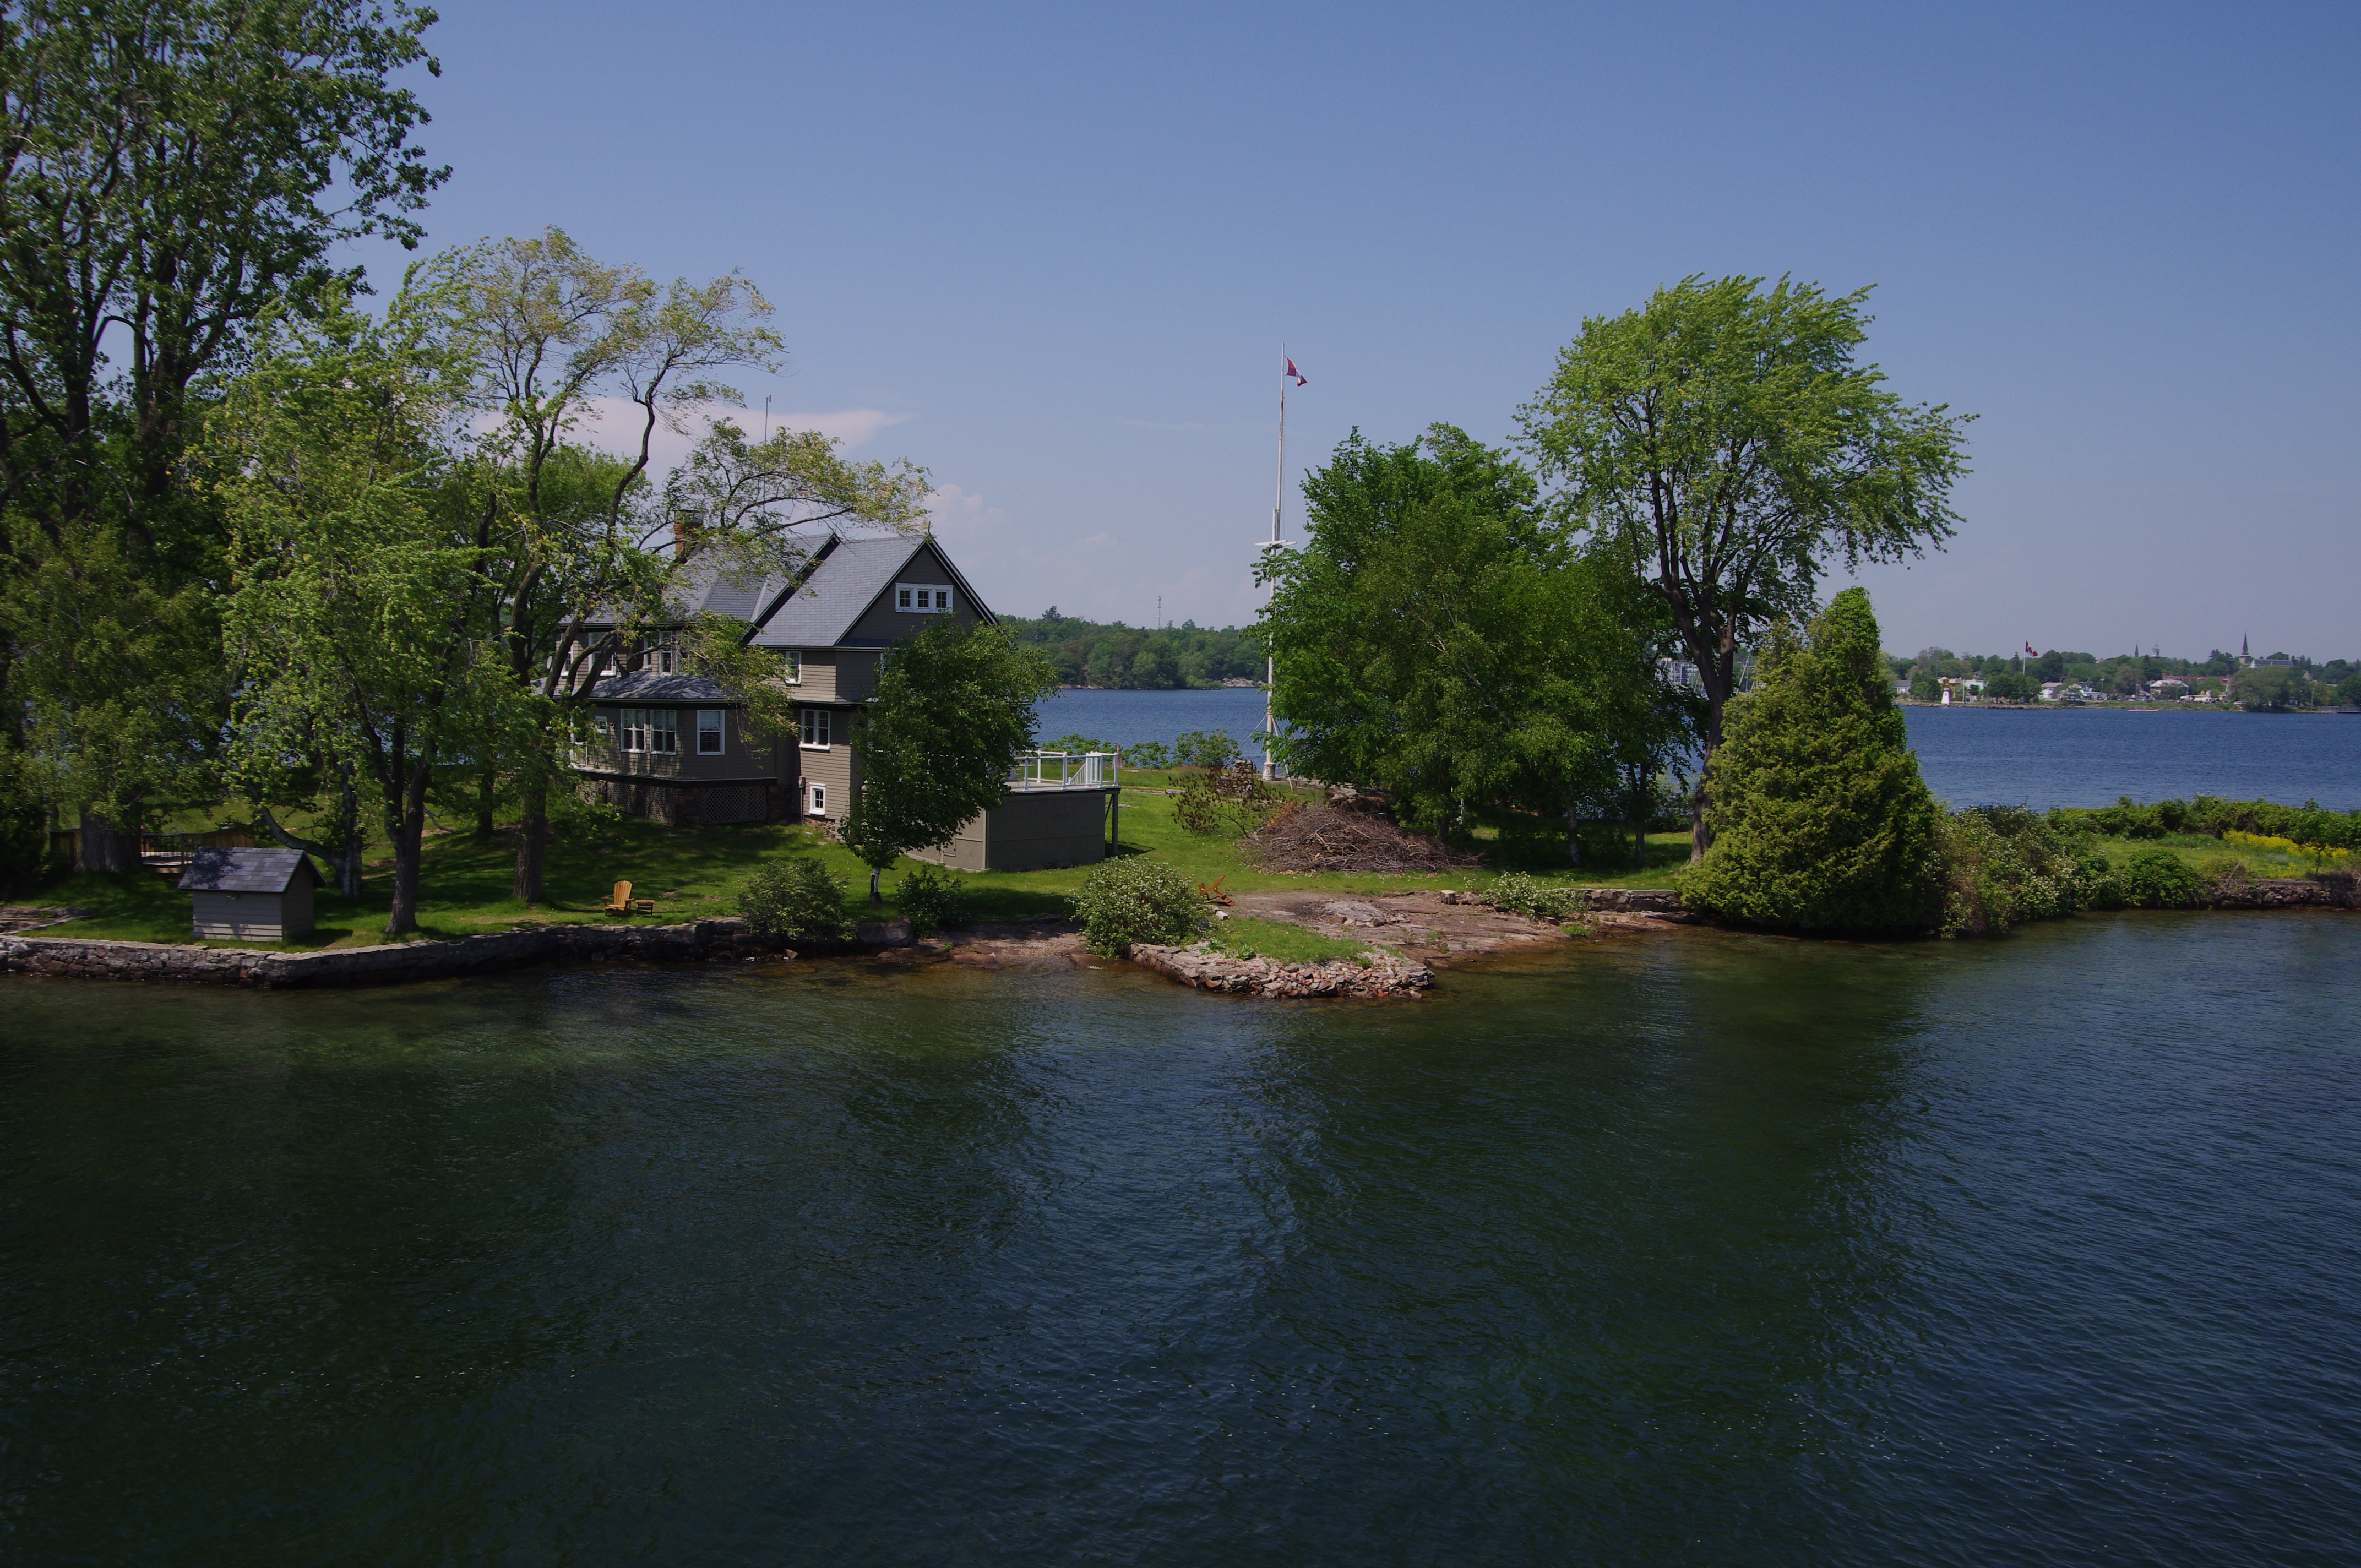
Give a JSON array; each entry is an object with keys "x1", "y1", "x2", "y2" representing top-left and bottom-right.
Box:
[
  {"x1": 1259, "y1": 425, "x2": 1661, "y2": 856},
  {"x1": 841, "y1": 619, "x2": 1058, "y2": 903},
  {"x1": 1674, "y1": 588, "x2": 1940, "y2": 934},
  {"x1": 210, "y1": 292, "x2": 514, "y2": 933},
  {"x1": 0, "y1": 0, "x2": 443, "y2": 869},
  {"x1": 1520, "y1": 275, "x2": 1970, "y2": 858}
]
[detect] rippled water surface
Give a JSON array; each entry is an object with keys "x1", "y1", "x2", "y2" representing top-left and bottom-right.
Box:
[{"x1": 6, "y1": 916, "x2": 2359, "y2": 1564}]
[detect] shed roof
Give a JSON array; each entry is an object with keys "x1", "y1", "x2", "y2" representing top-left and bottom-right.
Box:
[{"x1": 178, "y1": 847, "x2": 320, "y2": 894}]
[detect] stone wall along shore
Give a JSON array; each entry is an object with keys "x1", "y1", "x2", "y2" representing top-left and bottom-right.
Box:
[{"x1": 1, "y1": 916, "x2": 915, "y2": 990}]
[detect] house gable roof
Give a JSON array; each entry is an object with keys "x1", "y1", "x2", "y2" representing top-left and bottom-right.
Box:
[
  {"x1": 749, "y1": 533, "x2": 994, "y2": 650},
  {"x1": 178, "y1": 846, "x2": 320, "y2": 894}
]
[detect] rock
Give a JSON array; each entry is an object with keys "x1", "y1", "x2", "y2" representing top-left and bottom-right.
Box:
[
  {"x1": 1320, "y1": 899, "x2": 1392, "y2": 926},
  {"x1": 855, "y1": 918, "x2": 915, "y2": 947},
  {"x1": 1126, "y1": 942, "x2": 1433, "y2": 1000}
]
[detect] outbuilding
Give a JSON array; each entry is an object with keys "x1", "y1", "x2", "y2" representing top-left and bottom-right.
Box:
[{"x1": 179, "y1": 847, "x2": 322, "y2": 942}]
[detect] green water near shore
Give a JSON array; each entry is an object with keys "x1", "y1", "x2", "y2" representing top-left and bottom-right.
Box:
[{"x1": 5, "y1": 914, "x2": 2358, "y2": 1564}]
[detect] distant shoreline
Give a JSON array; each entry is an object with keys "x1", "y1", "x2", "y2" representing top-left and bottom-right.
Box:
[{"x1": 1897, "y1": 701, "x2": 2353, "y2": 714}]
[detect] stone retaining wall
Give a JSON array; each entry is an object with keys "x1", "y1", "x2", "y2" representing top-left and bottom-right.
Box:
[
  {"x1": 0, "y1": 916, "x2": 913, "y2": 990},
  {"x1": 2205, "y1": 875, "x2": 2356, "y2": 909}
]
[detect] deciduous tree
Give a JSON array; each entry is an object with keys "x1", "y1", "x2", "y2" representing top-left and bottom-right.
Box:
[
  {"x1": 1520, "y1": 276, "x2": 1970, "y2": 858},
  {"x1": 840, "y1": 620, "x2": 1058, "y2": 903}
]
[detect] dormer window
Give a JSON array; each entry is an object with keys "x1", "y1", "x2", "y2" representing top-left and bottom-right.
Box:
[{"x1": 896, "y1": 582, "x2": 953, "y2": 613}]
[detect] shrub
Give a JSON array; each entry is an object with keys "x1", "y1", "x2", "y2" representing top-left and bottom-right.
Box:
[
  {"x1": 1484, "y1": 872, "x2": 1588, "y2": 922},
  {"x1": 2196, "y1": 856, "x2": 2253, "y2": 883},
  {"x1": 2121, "y1": 847, "x2": 2206, "y2": 908},
  {"x1": 741, "y1": 857, "x2": 854, "y2": 940},
  {"x1": 895, "y1": 863, "x2": 970, "y2": 935},
  {"x1": 1172, "y1": 729, "x2": 1240, "y2": 769},
  {"x1": 1120, "y1": 740, "x2": 1172, "y2": 770},
  {"x1": 1070, "y1": 857, "x2": 1209, "y2": 955},
  {"x1": 2074, "y1": 850, "x2": 2124, "y2": 910},
  {"x1": 1676, "y1": 590, "x2": 1943, "y2": 934},
  {"x1": 1172, "y1": 770, "x2": 1223, "y2": 833},
  {"x1": 1936, "y1": 805, "x2": 2080, "y2": 935},
  {"x1": 1044, "y1": 732, "x2": 1114, "y2": 757}
]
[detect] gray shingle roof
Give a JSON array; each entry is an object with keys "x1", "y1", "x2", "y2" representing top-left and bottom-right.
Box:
[
  {"x1": 586, "y1": 672, "x2": 739, "y2": 703},
  {"x1": 750, "y1": 535, "x2": 928, "y2": 649},
  {"x1": 178, "y1": 847, "x2": 320, "y2": 894}
]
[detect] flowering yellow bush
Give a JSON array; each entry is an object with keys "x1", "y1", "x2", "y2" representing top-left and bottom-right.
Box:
[{"x1": 2225, "y1": 829, "x2": 2352, "y2": 864}]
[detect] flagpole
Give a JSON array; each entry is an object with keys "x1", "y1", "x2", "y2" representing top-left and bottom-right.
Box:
[{"x1": 1264, "y1": 346, "x2": 1286, "y2": 780}]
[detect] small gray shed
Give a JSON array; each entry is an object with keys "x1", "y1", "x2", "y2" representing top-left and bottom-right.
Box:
[{"x1": 178, "y1": 847, "x2": 321, "y2": 941}]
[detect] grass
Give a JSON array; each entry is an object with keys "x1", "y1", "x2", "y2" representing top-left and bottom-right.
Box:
[
  {"x1": 1205, "y1": 914, "x2": 1377, "y2": 966},
  {"x1": 2080, "y1": 832, "x2": 2347, "y2": 879},
  {"x1": 28, "y1": 781, "x2": 1691, "y2": 951}
]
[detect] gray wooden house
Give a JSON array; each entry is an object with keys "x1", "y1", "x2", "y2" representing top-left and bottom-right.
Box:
[
  {"x1": 179, "y1": 847, "x2": 321, "y2": 941},
  {"x1": 566, "y1": 532, "x2": 1116, "y2": 868}
]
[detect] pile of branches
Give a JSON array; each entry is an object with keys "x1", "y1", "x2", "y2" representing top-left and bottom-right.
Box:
[{"x1": 1243, "y1": 801, "x2": 1478, "y2": 874}]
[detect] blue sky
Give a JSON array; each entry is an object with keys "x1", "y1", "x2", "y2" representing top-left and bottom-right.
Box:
[{"x1": 346, "y1": 1, "x2": 2358, "y2": 659}]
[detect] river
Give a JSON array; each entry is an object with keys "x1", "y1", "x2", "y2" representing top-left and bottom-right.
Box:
[
  {"x1": 1037, "y1": 688, "x2": 2361, "y2": 810},
  {"x1": 5, "y1": 913, "x2": 2357, "y2": 1564}
]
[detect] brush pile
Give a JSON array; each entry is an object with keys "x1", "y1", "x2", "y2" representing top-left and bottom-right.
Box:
[{"x1": 1243, "y1": 801, "x2": 1477, "y2": 874}]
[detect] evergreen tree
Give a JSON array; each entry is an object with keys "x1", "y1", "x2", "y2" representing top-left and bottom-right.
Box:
[{"x1": 1675, "y1": 588, "x2": 1939, "y2": 933}]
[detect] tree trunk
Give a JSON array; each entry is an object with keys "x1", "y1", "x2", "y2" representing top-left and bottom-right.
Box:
[
  {"x1": 75, "y1": 807, "x2": 137, "y2": 874},
  {"x1": 1634, "y1": 814, "x2": 1647, "y2": 869},
  {"x1": 868, "y1": 865, "x2": 883, "y2": 903},
  {"x1": 1691, "y1": 683, "x2": 1729, "y2": 863},
  {"x1": 474, "y1": 756, "x2": 498, "y2": 839},
  {"x1": 384, "y1": 772, "x2": 430, "y2": 934},
  {"x1": 512, "y1": 774, "x2": 547, "y2": 905},
  {"x1": 336, "y1": 769, "x2": 365, "y2": 901},
  {"x1": 1564, "y1": 808, "x2": 1582, "y2": 867}
]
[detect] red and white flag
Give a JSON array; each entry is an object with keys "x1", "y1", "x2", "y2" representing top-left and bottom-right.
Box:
[
  {"x1": 1286, "y1": 357, "x2": 1307, "y2": 386},
  {"x1": 2024, "y1": 641, "x2": 2037, "y2": 656}
]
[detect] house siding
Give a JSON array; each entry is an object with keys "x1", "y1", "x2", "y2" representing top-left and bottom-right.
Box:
[
  {"x1": 909, "y1": 788, "x2": 1112, "y2": 873},
  {"x1": 798, "y1": 741, "x2": 855, "y2": 820}
]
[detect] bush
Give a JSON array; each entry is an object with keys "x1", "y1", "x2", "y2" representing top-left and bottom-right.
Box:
[
  {"x1": 1120, "y1": 740, "x2": 1172, "y2": 770},
  {"x1": 895, "y1": 863, "x2": 970, "y2": 935},
  {"x1": 1045, "y1": 732, "x2": 1114, "y2": 757},
  {"x1": 1172, "y1": 729, "x2": 1240, "y2": 769},
  {"x1": 741, "y1": 857, "x2": 854, "y2": 940},
  {"x1": 1483, "y1": 872, "x2": 1588, "y2": 922},
  {"x1": 1934, "y1": 807, "x2": 2076, "y2": 935},
  {"x1": 1172, "y1": 770, "x2": 1223, "y2": 833},
  {"x1": 2074, "y1": 850, "x2": 2124, "y2": 910},
  {"x1": 1676, "y1": 590, "x2": 1943, "y2": 934},
  {"x1": 2121, "y1": 847, "x2": 2206, "y2": 908},
  {"x1": 1070, "y1": 857, "x2": 1209, "y2": 955}
]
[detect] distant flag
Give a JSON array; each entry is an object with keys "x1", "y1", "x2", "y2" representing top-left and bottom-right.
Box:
[
  {"x1": 1286, "y1": 357, "x2": 1307, "y2": 386},
  {"x1": 2025, "y1": 641, "x2": 2037, "y2": 656}
]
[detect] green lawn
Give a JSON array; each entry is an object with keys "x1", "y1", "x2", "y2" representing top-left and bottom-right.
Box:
[{"x1": 34, "y1": 781, "x2": 1689, "y2": 950}]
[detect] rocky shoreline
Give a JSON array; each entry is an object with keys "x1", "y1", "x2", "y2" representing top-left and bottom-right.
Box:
[{"x1": 1129, "y1": 942, "x2": 1436, "y2": 999}]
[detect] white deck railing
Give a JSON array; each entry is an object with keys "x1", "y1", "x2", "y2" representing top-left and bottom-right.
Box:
[{"x1": 1007, "y1": 750, "x2": 1121, "y2": 790}]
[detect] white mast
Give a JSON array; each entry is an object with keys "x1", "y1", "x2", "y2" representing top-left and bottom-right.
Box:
[{"x1": 1264, "y1": 347, "x2": 1287, "y2": 779}]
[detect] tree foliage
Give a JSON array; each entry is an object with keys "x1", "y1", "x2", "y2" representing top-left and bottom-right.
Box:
[
  {"x1": 1675, "y1": 588, "x2": 1941, "y2": 933},
  {"x1": 0, "y1": 0, "x2": 446, "y2": 867},
  {"x1": 841, "y1": 620, "x2": 1059, "y2": 901},
  {"x1": 1259, "y1": 425, "x2": 1667, "y2": 856},
  {"x1": 1520, "y1": 276, "x2": 1970, "y2": 855}
]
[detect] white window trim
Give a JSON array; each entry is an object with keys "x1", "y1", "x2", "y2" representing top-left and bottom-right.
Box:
[
  {"x1": 799, "y1": 707, "x2": 831, "y2": 750},
  {"x1": 894, "y1": 582, "x2": 954, "y2": 614},
  {"x1": 782, "y1": 650, "x2": 802, "y2": 685},
  {"x1": 807, "y1": 782, "x2": 828, "y2": 816},
  {"x1": 696, "y1": 709, "x2": 725, "y2": 756}
]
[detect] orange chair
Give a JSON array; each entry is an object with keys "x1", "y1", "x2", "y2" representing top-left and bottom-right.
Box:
[{"x1": 602, "y1": 880, "x2": 655, "y2": 917}]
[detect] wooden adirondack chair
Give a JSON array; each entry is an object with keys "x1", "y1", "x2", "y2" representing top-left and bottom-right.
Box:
[{"x1": 603, "y1": 880, "x2": 655, "y2": 917}]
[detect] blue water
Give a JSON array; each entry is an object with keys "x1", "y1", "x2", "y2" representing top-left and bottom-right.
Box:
[
  {"x1": 6, "y1": 915, "x2": 2358, "y2": 1563},
  {"x1": 1038, "y1": 689, "x2": 2361, "y2": 809}
]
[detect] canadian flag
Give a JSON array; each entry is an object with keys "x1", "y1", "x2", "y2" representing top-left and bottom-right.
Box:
[
  {"x1": 2024, "y1": 641, "x2": 2037, "y2": 656},
  {"x1": 1286, "y1": 357, "x2": 1307, "y2": 386}
]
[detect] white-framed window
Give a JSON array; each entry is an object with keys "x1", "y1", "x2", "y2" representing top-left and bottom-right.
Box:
[
  {"x1": 806, "y1": 782, "x2": 827, "y2": 816},
  {"x1": 895, "y1": 582, "x2": 953, "y2": 613},
  {"x1": 782, "y1": 650, "x2": 802, "y2": 684},
  {"x1": 620, "y1": 709, "x2": 679, "y2": 755},
  {"x1": 697, "y1": 710, "x2": 725, "y2": 755},
  {"x1": 799, "y1": 707, "x2": 831, "y2": 748}
]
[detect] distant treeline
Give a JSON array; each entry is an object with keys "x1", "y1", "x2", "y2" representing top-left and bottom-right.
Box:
[
  {"x1": 1892, "y1": 647, "x2": 2360, "y2": 706},
  {"x1": 999, "y1": 609, "x2": 1264, "y2": 689}
]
